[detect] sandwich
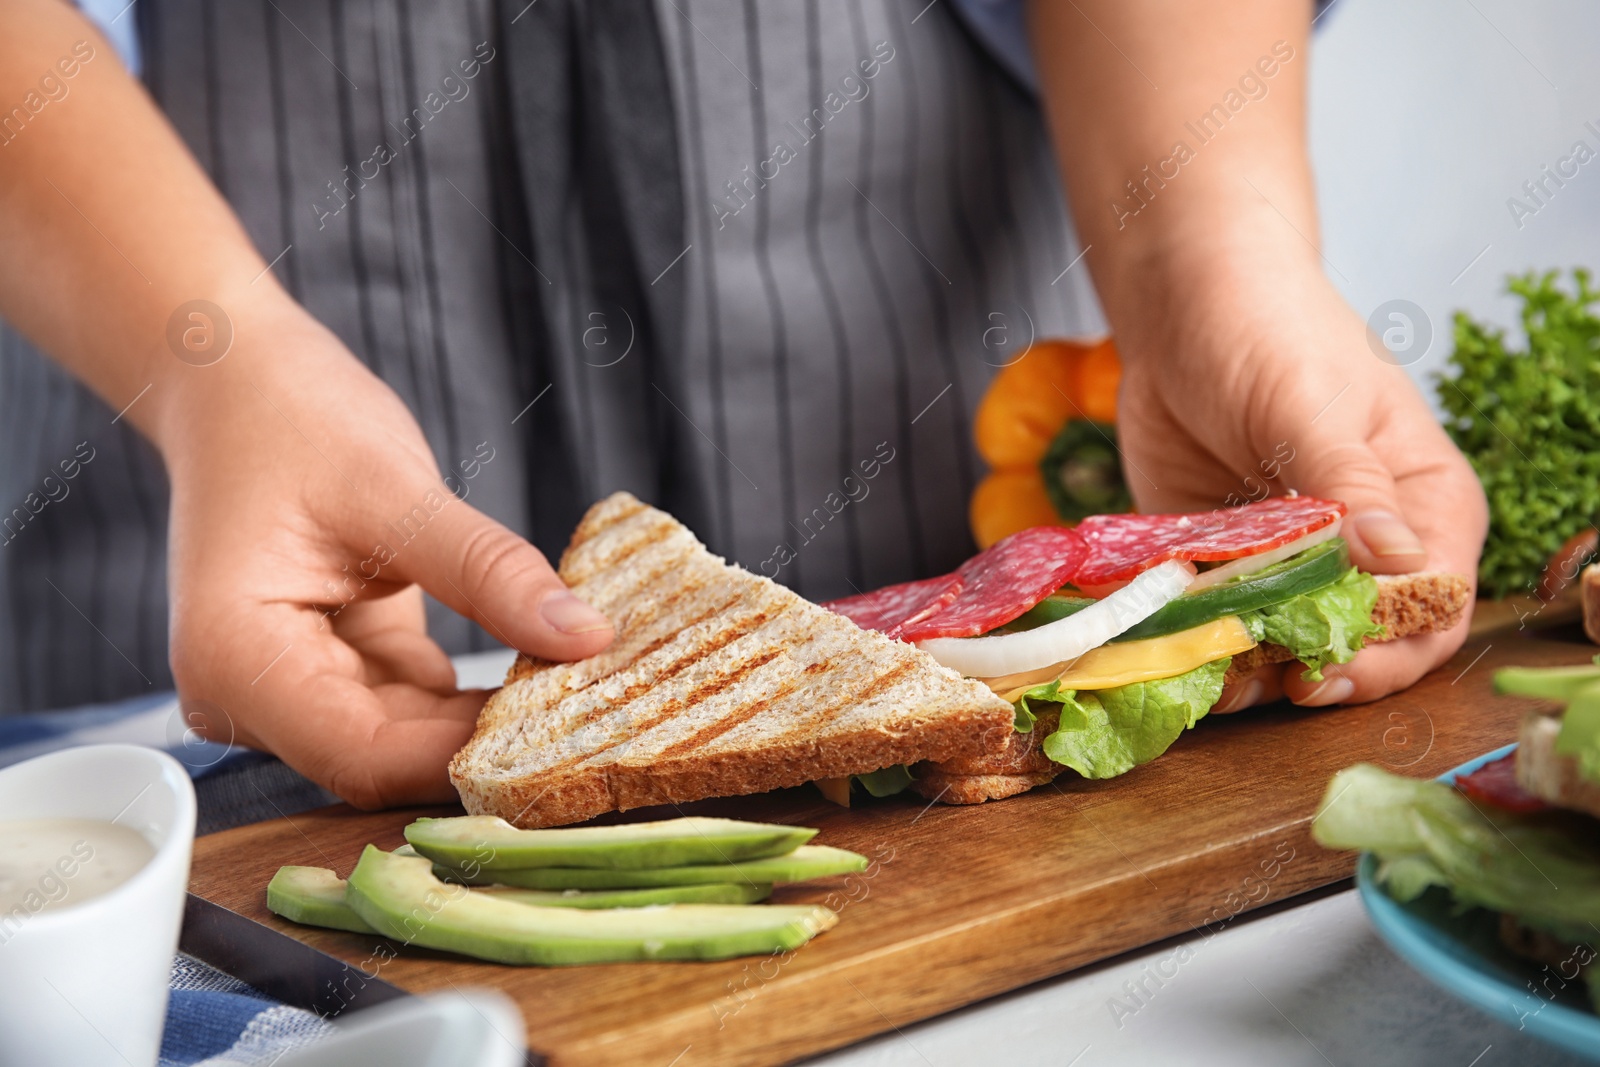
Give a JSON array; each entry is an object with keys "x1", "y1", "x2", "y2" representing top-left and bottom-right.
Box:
[
  {"x1": 451, "y1": 492, "x2": 1469, "y2": 826},
  {"x1": 448, "y1": 492, "x2": 1016, "y2": 828},
  {"x1": 1313, "y1": 662, "x2": 1600, "y2": 1011},
  {"x1": 824, "y1": 496, "x2": 1470, "y2": 803}
]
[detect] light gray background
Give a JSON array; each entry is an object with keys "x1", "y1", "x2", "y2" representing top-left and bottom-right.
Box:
[{"x1": 1311, "y1": 0, "x2": 1600, "y2": 401}]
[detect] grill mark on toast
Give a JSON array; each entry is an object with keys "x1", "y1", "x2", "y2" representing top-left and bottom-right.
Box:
[
  {"x1": 648, "y1": 680, "x2": 802, "y2": 760},
  {"x1": 510, "y1": 555, "x2": 719, "y2": 692},
  {"x1": 773, "y1": 658, "x2": 920, "y2": 740},
  {"x1": 593, "y1": 597, "x2": 753, "y2": 695},
  {"x1": 558, "y1": 496, "x2": 650, "y2": 575},
  {"x1": 573, "y1": 495, "x2": 649, "y2": 547},
  {"x1": 566, "y1": 517, "x2": 678, "y2": 587},
  {"x1": 524, "y1": 583, "x2": 785, "y2": 746},
  {"x1": 800, "y1": 658, "x2": 919, "y2": 734},
  {"x1": 667, "y1": 656, "x2": 920, "y2": 758},
  {"x1": 569, "y1": 606, "x2": 784, "y2": 730},
  {"x1": 614, "y1": 546, "x2": 746, "y2": 623},
  {"x1": 498, "y1": 574, "x2": 786, "y2": 769},
  {"x1": 597, "y1": 496, "x2": 649, "y2": 529},
  {"x1": 583, "y1": 545, "x2": 710, "y2": 623},
  {"x1": 602, "y1": 520, "x2": 676, "y2": 574},
  {"x1": 500, "y1": 556, "x2": 716, "y2": 693},
  {"x1": 611, "y1": 604, "x2": 787, "y2": 703},
  {"x1": 581, "y1": 565, "x2": 722, "y2": 669},
  {"x1": 537, "y1": 645, "x2": 791, "y2": 776},
  {"x1": 504, "y1": 658, "x2": 538, "y2": 685}
]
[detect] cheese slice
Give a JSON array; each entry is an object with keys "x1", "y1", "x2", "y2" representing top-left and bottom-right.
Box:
[
  {"x1": 814, "y1": 778, "x2": 852, "y2": 807},
  {"x1": 986, "y1": 616, "x2": 1256, "y2": 701}
]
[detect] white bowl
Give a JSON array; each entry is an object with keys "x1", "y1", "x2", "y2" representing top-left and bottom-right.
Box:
[{"x1": 0, "y1": 744, "x2": 196, "y2": 1067}]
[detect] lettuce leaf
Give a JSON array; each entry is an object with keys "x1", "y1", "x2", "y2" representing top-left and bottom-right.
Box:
[
  {"x1": 1312, "y1": 763, "x2": 1477, "y2": 853},
  {"x1": 1314, "y1": 763, "x2": 1600, "y2": 944},
  {"x1": 1375, "y1": 853, "x2": 1452, "y2": 902},
  {"x1": 1041, "y1": 658, "x2": 1230, "y2": 779},
  {"x1": 1011, "y1": 680, "x2": 1064, "y2": 732},
  {"x1": 1241, "y1": 568, "x2": 1383, "y2": 682},
  {"x1": 854, "y1": 764, "x2": 913, "y2": 797},
  {"x1": 1555, "y1": 682, "x2": 1600, "y2": 784},
  {"x1": 1495, "y1": 663, "x2": 1600, "y2": 785}
]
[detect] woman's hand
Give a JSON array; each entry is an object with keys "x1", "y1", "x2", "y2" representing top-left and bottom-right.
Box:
[
  {"x1": 1027, "y1": 0, "x2": 1487, "y2": 709},
  {"x1": 1112, "y1": 254, "x2": 1486, "y2": 709},
  {"x1": 158, "y1": 298, "x2": 613, "y2": 808}
]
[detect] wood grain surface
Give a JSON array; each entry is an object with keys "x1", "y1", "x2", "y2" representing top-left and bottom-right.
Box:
[{"x1": 188, "y1": 615, "x2": 1590, "y2": 1067}]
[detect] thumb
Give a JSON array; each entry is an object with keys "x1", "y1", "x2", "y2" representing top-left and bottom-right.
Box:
[
  {"x1": 1277, "y1": 428, "x2": 1445, "y2": 709},
  {"x1": 389, "y1": 493, "x2": 614, "y2": 660},
  {"x1": 1285, "y1": 433, "x2": 1427, "y2": 576}
]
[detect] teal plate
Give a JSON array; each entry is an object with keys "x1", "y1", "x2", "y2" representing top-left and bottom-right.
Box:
[{"x1": 1356, "y1": 743, "x2": 1600, "y2": 1061}]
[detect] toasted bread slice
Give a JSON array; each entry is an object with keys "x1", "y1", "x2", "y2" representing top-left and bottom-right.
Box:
[
  {"x1": 914, "y1": 570, "x2": 1473, "y2": 804},
  {"x1": 911, "y1": 767, "x2": 1058, "y2": 805},
  {"x1": 925, "y1": 707, "x2": 1061, "y2": 780},
  {"x1": 1516, "y1": 711, "x2": 1600, "y2": 819},
  {"x1": 449, "y1": 492, "x2": 1016, "y2": 827}
]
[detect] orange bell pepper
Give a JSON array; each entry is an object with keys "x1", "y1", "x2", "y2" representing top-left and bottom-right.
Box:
[{"x1": 969, "y1": 337, "x2": 1125, "y2": 549}]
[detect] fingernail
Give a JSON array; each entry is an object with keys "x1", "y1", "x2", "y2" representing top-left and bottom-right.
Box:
[
  {"x1": 1353, "y1": 510, "x2": 1425, "y2": 559},
  {"x1": 1216, "y1": 680, "x2": 1261, "y2": 715},
  {"x1": 1298, "y1": 674, "x2": 1354, "y2": 707},
  {"x1": 539, "y1": 591, "x2": 612, "y2": 635}
]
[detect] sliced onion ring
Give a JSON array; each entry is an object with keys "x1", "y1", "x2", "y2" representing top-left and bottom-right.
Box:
[
  {"x1": 917, "y1": 560, "x2": 1194, "y2": 678},
  {"x1": 1186, "y1": 518, "x2": 1343, "y2": 592}
]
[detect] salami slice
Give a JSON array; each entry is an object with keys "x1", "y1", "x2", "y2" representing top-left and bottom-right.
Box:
[
  {"x1": 822, "y1": 573, "x2": 961, "y2": 635},
  {"x1": 894, "y1": 527, "x2": 1089, "y2": 642},
  {"x1": 823, "y1": 527, "x2": 1088, "y2": 641},
  {"x1": 1455, "y1": 753, "x2": 1549, "y2": 814},
  {"x1": 1072, "y1": 496, "x2": 1347, "y2": 586}
]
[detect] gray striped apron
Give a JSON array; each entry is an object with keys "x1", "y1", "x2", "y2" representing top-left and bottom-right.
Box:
[{"x1": 0, "y1": 0, "x2": 1099, "y2": 711}]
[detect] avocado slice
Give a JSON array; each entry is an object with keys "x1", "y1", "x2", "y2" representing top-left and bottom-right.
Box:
[
  {"x1": 403, "y1": 815, "x2": 817, "y2": 870},
  {"x1": 268, "y1": 866, "x2": 378, "y2": 934},
  {"x1": 435, "y1": 844, "x2": 869, "y2": 890},
  {"x1": 267, "y1": 865, "x2": 776, "y2": 934},
  {"x1": 481, "y1": 882, "x2": 773, "y2": 907},
  {"x1": 344, "y1": 846, "x2": 837, "y2": 964}
]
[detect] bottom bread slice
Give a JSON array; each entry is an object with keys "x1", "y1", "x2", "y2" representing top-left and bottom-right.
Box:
[{"x1": 911, "y1": 768, "x2": 1059, "y2": 805}]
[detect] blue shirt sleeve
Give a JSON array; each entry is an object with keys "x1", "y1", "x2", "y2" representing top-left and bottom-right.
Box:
[
  {"x1": 946, "y1": 0, "x2": 1339, "y2": 96},
  {"x1": 74, "y1": 0, "x2": 142, "y2": 75}
]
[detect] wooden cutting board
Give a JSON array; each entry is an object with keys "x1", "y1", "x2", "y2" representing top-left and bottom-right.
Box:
[{"x1": 188, "y1": 613, "x2": 1587, "y2": 1067}]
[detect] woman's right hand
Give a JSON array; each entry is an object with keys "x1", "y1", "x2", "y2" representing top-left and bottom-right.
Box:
[{"x1": 156, "y1": 292, "x2": 613, "y2": 809}]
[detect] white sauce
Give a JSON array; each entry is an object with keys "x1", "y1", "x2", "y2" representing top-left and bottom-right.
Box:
[{"x1": 0, "y1": 818, "x2": 155, "y2": 916}]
